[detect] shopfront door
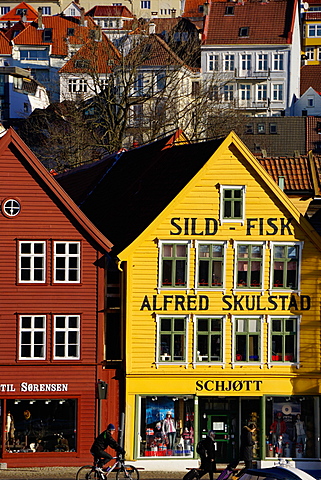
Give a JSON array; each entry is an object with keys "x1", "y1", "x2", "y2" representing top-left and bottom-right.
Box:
[{"x1": 207, "y1": 414, "x2": 234, "y2": 463}]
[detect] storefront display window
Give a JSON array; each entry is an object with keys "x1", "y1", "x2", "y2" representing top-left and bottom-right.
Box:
[
  {"x1": 5, "y1": 399, "x2": 77, "y2": 453},
  {"x1": 139, "y1": 396, "x2": 194, "y2": 457},
  {"x1": 265, "y1": 396, "x2": 317, "y2": 459}
]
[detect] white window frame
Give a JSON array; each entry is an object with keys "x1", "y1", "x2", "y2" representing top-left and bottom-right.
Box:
[
  {"x1": 208, "y1": 54, "x2": 219, "y2": 72},
  {"x1": 53, "y1": 315, "x2": 80, "y2": 359},
  {"x1": 257, "y1": 53, "x2": 268, "y2": 71},
  {"x1": 240, "y1": 84, "x2": 251, "y2": 101},
  {"x1": 157, "y1": 240, "x2": 191, "y2": 292},
  {"x1": 219, "y1": 185, "x2": 246, "y2": 225},
  {"x1": 224, "y1": 54, "x2": 235, "y2": 71},
  {"x1": 267, "y1": 315, "x2": 300, "y2": 368},
  {"x1": 273, "y1": 53, "x2": 284, "y2": 71},
  {"x1": 195, "y1": 241, "x2": 227, "y2": 292},
  {"x1": 233, "y1": 241, "x2": 266, "y2": 293},
  {"x1": 193, "y1": 315, "x2": 226, "y2": 366},
  {"x1": 305, "y1": 47, "x2": 314, "y2": 60},
  {"x1": 257, "y1": 84, "x2": 267, "y2": 101},
  {"x1": 241, "y1": 54, "x2": 251, "y2": 71},
  {"x1": 141, "y1": 1, "x2": 151, "y2": 8},
  {"x1": 19, "y1": 241, "x2": 46, "y2": 283},
  {"x1": 19, "y1": 315, "x2": 46, "y2": 360},
  {"x1": 156, "y1": 314, "x2": 189, "y2": 367},
  {"x1": 54, "y1": 241, "x2": 80, "y2": 283},
  {"x1": 269, "y1": 241, "x2": 303, "y2": 294},
  {"x1": 307, "y1": 95, "x2": 315, "y2": 107},
  {"x1": 231, "y1": 315, "x2": 264, "y2": 368},
  {"x1": 272, "y1": 83, "x2": 284, "y2": 102},
  {"x1": 308, "y1": 24, "x2": 321, "y2": 37}
]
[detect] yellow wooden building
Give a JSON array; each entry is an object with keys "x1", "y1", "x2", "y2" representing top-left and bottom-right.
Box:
[{"x1": 115, "y1": 132, "x2": 321, "y2": 468}]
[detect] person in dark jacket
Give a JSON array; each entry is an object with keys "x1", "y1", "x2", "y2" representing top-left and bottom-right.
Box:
[
  {"x1": 90, "y1": 423, "x2": 125, "y2": 469},
  {"x1": 240, "y1": 423, "x2": 256, "y2": 469},
  {"x1": 198, "y1": 430, "x2": 216, "y2": 480}
]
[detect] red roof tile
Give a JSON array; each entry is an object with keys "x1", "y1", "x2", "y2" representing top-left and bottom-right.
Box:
[
  {"x1": 300, "y1": 65, "x2": 321, "y2": 95},
  {"x1": 258, "y1": 157, "x2": 314, "y2": 191},
  {"x1": 86, "y1": 5, "x2": 134, "y2": 18},
  {"x1": 0, "y1": 30, "x2": 12, "y2": 53},
  {"x1": 0, "y1": 2, "x2": 38, "y2": 22},
  {"x1": 203, "y1": 0, "x2": 296, "y2": 45}
]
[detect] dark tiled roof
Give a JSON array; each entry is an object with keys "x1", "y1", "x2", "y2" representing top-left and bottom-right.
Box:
[
  {"x1": 203, "y1": 0, "x2": 295, "y2": 45},
  {"x1": 300, "y1": 65, "x2": 321, "y2": 95},
  {"x1": 56, "y1": 135, "x2": 223, "y2": 252}
]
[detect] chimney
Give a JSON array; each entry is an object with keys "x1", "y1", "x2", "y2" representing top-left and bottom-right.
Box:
[
  {"x1": 171, "y1": 8, "x2": 176, "y2": 17},
  {"x1": 203, "y1": 2, "x2": 209, "y2": 15},
  {"x1": 149, "y1": 21, "x2": 156, "y2": 34},
  {"x1": 37, "y1": 7, "x2": 43, "y2": 29},
  {"x1": 80, "y1": 7, "x2": 85, "y2": 26}
]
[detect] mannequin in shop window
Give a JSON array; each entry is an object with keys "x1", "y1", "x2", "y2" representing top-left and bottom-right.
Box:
[
  {"x1": 6, "y1": 412, "x2": 15, "y2": 446},
  {"x1": 270, "y1": 412, "x2": 287, "y2": 446},
  {"x1": 162, "y1": 411, "x2": 176, "y2": 451},
  {"x1": 294, "y1": 414, "x2": 306, "y2": 456}
]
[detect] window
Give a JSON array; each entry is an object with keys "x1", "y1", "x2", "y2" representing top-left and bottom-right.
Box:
[
  {"x1": 20, "y1": 49, "x2": 48, "y2": 60},
  {"x1": 234, "y1": 243, "x2": 264, "y2": 289},
  {"x1": 208, "y1": 54, "x2": 219, "y2": 71},
  {"x1": 224, "y1": 84, "x2": 234, "y2": 101},
  {"x1": 269, "y1": 123, "x2": 277, "y2": 134},
  {"x1": 273, "y1": 84, "x2": 283, "y2": 101},
  {"x1": 271, "y1": 243, "x2": 302, "y2": 290},
  {"x1": 233, "y1": 317, "x2": 261, "y2": 363},
  {"x1": 225, "y1": 5, "x2": 234, "y2": 14},
  {"x1": 74, "y1": 59, "x2": 89, "y2": 69},
  {"x1": 19, "y1": 315, "x2": 46, "y2": 359},
  {"x1": 67, "y1": 27, "x2": 74, "y2": 36},
  {"x1": 220, "y1": 185, "x2": 245, "y2": 223},
  {"x1": 257, "y1": 123, "x2": 265, "y2": 134},
  {"x1": 141, "y1": 1, "x2": 151, "y2": 8},
  {"x1": 68, "y1": 78, "x2": 87, "y2": 93},
  {"x1": 257, "y1": 84, "x2": 267, "y2": 101},
  {"x1": 241, "y1": 54, "x2": 251, "y2": 71},
  {"x1": 273, "y1": 53, "x2": 284, "y2": 70},
  {"x1": 54, "y1": 315, "x2": 80, "y2": 359},
  {"x1": 19, "y1": 241, "x2": 45, "y2": 282},
  {"x1": 239, "y1": 26, "x2": 249, "y2": 37},
  {"x1": 2, "y1": 198, "x2": 20, "y2": 217},
  {"x1": 192, "y1": 81, "x2": 200, "y2": 98},
  {"x1": 257, "y1": 54, "x2": 268, "y2": 71},
  {"x1": 224, "y1": 54, "x2": 234, "y2": 71},
  {"x1": 240, "y1": 84, "x2": 250, "y2": 101},
  {"x1": 54, "y1": 241, "x2": 80, "y2": 283},
  {"x1": 16, "y1": 8, "x2": 27, "y2": 15},
  {"x1": 70, "y1": 7, "x2": 76, "y2": 15},
  {"x1": 305, "y1": 47, "x2": 314, "y2": 60},
  {"x1": 156, "y1": 72, "x2": 166, "y2": 91},
  {"x1": 196, "y1": 242, "x2": 226, "y2": 288},
  {"x1": 1, "y1": 7, "x2": 10, "y2": 14},
  {"x1": 269, "y1": 316, "x2": 298, "y2": 363},
  {"x1": 42, "y1": 6, "x2": 51, "y2": 14},
  {"x1": 195, "y1": 316, "x2": 223, "y2": 362},
  {"x1": 308, "y1": 24, "x2": 321, "y2": 37},
  {"x1": 159, "y1": 241, "x2": 189, "y2": 288},
  {"x1": 23, "y1": 103, "x2": 29, "y2": 113},
  {"x1": 307, "y1": 95, "x2": 314, "y2": 107},
  {"x1": 245, "y1": 124, "x2": 253, "y2": 134},
  {"x1": 157, "y1": 316, "x2": 187, "y2": 362}
]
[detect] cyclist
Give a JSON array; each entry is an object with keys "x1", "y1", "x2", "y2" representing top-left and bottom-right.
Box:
[{"x1": 90, "y1": 423, "x2": 125, "y2": 470}]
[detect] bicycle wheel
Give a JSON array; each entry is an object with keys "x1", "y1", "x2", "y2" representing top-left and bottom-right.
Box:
[
  {"x1": 76, "y1": 465, "x2": 100, "y2": 480},
  {"x1": 116, "y1": 465, "x2": 139, "y2": 480}
]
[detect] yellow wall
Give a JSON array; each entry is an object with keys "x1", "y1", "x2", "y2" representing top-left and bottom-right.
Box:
[{"x1": 118, "y1": 134, "x2": 321, "y2": 458}]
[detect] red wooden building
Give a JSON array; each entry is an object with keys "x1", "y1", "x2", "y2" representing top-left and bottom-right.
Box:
[{"x1": 0, "y1": 127, "x2": 119, "y2": 467}]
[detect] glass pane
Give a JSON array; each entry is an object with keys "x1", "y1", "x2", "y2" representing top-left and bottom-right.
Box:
[
  {"x1": 236, "y1": 335, "x2": 246, "y2": 361},
  {"x1": 287, "y1": 261, "x2": 297, "y2": 289},
  {"x1": 68, "y1": 331, "x2": 77, "y2": 344},
  {"x1": 56, "y1": 317, "x2": 65, "y2": 328},
  {"x1": 21, "y1": 345, "x2": 31, "y2": 357},
  {"x1": 249, "y1": 335, "x2": 259, "y2": 360},
  {"x1": 237, "y1": 319, "x2": 246, "y2": 332},
  {"x1": 272, "y1": 335, "x2": 282, "y2": 360},
  {"x1": 69, "y1": 243, "x2": 79, "y2": 254},
  {"x1": 55, "y1": 332, "x2": 65, "y2": 344},
  {"x1": 197, "y1": 335, "x2": 208, "y2": 356},
  {"x1": 55, "y1": 243, "x2": 66, "y2": 254},
  {"x1": 34, "y1": 345, "x2": 44, "y2": 357},
  {"x1": 175, "y1": 260, "x2": 186, "y2": 286},
  {"x1": 285, "y1": 335, "x2": 295, "y2": 361},
  {"x1": 176, "y1": 244, "x2": 186, "y2": 257},
  {"x1": 248, "y1": 319, "x2": 258, "y2": 332},
  {"x1": 212, "y1": 245, "x2": 223, "y2": 257},
  {"x1": 274, "y1": 246, "x2": 285, "y2": 258},
  {"x1": 285, "y1": 319, "x2": 295, "y2": 332},
  {"x1": 174, "y1": 318, "x2": 184, "y2": 331},
  {"x1": 224, "y1": 200, "x2": 232, "y2": 218},
  {"x1": 238, "y1": 245, "x2": 249, "y2": 258},
  {"x1": 68, "y1": 345, "x2": 77, "y2": 357},
  {"x1": 237, "y1": 262, "x2": 248, "y2": 286},
  {"x1": 250, "y1": 262, "x2": 261, "y2": 287},
  {"x1": 160, "y1": 335, "x2": 171, "y2": 355},
  {"x1": 288, "y1": 246, "x2": 298, "y2": 258},
  {"x1": 34, "y1": 269, "x2": 43, "y2": 281},
  {"x1": 211, "y1": 318, "x2": 221, "y2": 331},
  {"x1": 20, "y1": 243, "x2": 31, "y2": 254},
  {"x1": 161, "y1": 318, "x2": 171, "y2": 331},
  {"x1": 34, "y1": 243, "x2": 44, "y2": 254},
  {"x1": 212, "y1": 261, "x2": 222, "y2": 286},
  {"x1": 21, "y1": 317, "x2": 31, "y2": 328},
  {"x1": 211, "y1": 335, "x2": 221, "y2": 360},
  {"x1": 173, "y1": 334, "x2": 184, "y2": 360},
  {"x1": 199, "y1": 245, "x2": 210, "y2": 257},
  {"x1": 21, "y1": 332, "x2": 31, "y2": 343},
  {"x1": 69, "y1": 317, "x2": 78, "y2": 328},
  {"x1": 234, "y1": 200, "x2": 241, "y2": 218},
  {"x1": 68, "y1": 270, "x2": 78, "y2": 281},
  {"x1": 234, "y1": 190, "x2": 241, "y2": 198},
  {"x1": 21, "y1": 258, "x2": 30, "y2": 268},
  {"x1": 273, "y1": 262, "x2": 284, "y2": 287},
  {"x1": 252, "y1": 246, "x2": 262, "y2": 257},
  {"x1": 198, "y1": 319, "x2": 208, "y2": 332},
  {"x1": 34, "y1": 332, "x2": 43, "y2": 343},
  {"x1": 69, "y1": 258, "x2": 78, "y2": 268},
  {"x1": 55, "y1": 345, "x2": 64, "y2": 356},
  {"x1": 272, "y1": 319, "x2": 282, "y2": 331},
  {"x1": 199, "y1": 261, "x2": 209, "y2": 286},
  {"x1": 224, "y1": 190, "x2": 232, "y2": 199},
  {"x1": 162, "y1": 259, "x2": 172, "y2": 286},
  {"x1": 56, "y1": 258, "x2": 65, "y2": 268}
]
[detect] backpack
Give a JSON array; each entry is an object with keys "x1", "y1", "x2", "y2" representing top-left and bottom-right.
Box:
[{"x1": 196, "y1": 440, "x2": 206, "y2": 456}]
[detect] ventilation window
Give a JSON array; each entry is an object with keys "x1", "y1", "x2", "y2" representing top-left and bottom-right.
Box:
[
  {"x1": 225, "y1": 5, "x2": 234, "y2": 14},
  {"x1": 2, "y1": 198, "x2": 21, "y2": 217},
  {"x1": 239, "y1": 26, "x2": 249, "y2": 37}
]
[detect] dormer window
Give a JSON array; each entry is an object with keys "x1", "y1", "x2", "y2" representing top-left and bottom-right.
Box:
[
  {"x1": 43, "y1": 28, "x2": 52, "y2": 42},
  {"x1": 239, "y1": 26, "x2": 249, "y2": 37},
  {"x1": 16, "y1": 8, "x2": 27, "y2": 15},
  {"x1": 225, "y1": 5, "x2": 234, "y2": 15},
  {"x1": 67, "y1": 27, "x2": 75, "y2": 36}
]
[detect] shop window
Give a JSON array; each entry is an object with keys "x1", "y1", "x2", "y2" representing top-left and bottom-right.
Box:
[
  {"x1": 269, "y1": 316, "x2": 298, "y2": 363},
  {"x1": 195, "y1": 316, "x2": 224, "y2": 362},
  {"x1": 219, "y1": 185, "x2": 245, "y2": 224},
  {"x1": 271, "y1": 242, "x2": 302, "y2": 290},
  {"x1": 233, "y1": 316, "x2": 262, "y2": 363},
  {"x1": 139, "y1": 396, "x2": 194, "y2": 457},
  {"x1": 265, "y1": 396, "x2": 316, "y2": 458},
  {"x1": 19, "y1": 241, "x2": 46, "y2": 283},
  {"x1": 54, "y1": 315, "x2": 80, "y2": 359},
  {"x1": 6, "y1": 399, "x2": 77, "y2": 453},
  {"x1": 19, "y1": 315, "x2": 46, "y2": 359},
  {"x1": 157, "y1": 316, "x2": 187, "y2": 363},
  {"x1": 196, "y1": 242, "x2": 226, "y2": 289},
  {"x1": 158, "y1": 241, "x2": 190, "y2": 289},
  {"x1": 234, "y1": 242, "x2": 265, "y2": 290},
  {"x1": 54, "y1": 241, "x2": 80, "y2": 283}
]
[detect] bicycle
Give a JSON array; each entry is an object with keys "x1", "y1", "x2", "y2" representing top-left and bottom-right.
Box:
[{"x1": 76, "y1": 455, "x2": 139, "y2": 480}]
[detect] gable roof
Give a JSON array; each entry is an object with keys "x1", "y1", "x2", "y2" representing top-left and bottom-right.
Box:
[
  {"x1": 0, "y1": 30, "x2": 12, "y2": 53},
  {"x1": 203, "y1": 0, "x2": 297, "y2": 45},
  {"x1": 12, "y1": 15, "x2": 96, "y2": 55},
  {"x1": 0, "y1": 2, "x2": 38, "y2": 22},
  {"x1": 59, "y1": 32, "x2": 120, "y2": 74},
  {"x1": 0, "y1": 127, "x2": 113, "y2": 252},
  {"x1": 86, "y1": 5, "x2": 134, "y2": 18},
  {"x1": 300, "y1": 65, "x2": 321, "y2": 95}
]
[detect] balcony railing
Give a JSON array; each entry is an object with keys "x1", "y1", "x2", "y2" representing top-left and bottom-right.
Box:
[{"x1": 235, "y1": 68, "x2": 271, "y2": 79}]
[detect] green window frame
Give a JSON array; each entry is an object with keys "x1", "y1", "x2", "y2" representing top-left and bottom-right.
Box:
[
  {"x1": 272, "y1": 243, "x2": 301, "y2": 290},
  {"x1": 158, "y1": 316, "x2": 186, "y2": 363},
  {"x1": 160, "y1": 242, "x2": 188, "y2": 288},
  {"x1": 236, "y1": 243, "x2": 263, "y2": 289},
  {"x1": 197, "y1": 242, "x2": 225, "y2": 288},
  {"x1": 220, "y1": 185, "x2": 245, "y2": 223},
  {"x1": 270, "y1": 317, "x2": 297, "y2": 363},
  {"x1": 234, "y1": 317, "x2": 261, "y2": 363},
  {"x1": 195, "y1": 316, "x2": 223, "y2": 362}
]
